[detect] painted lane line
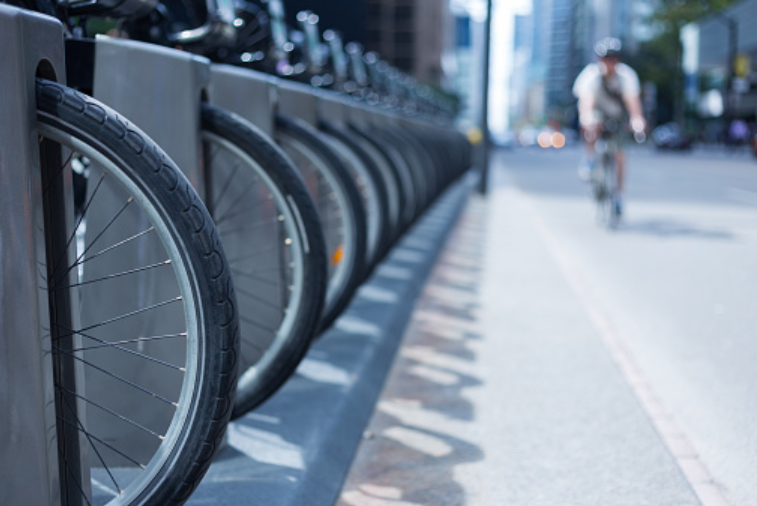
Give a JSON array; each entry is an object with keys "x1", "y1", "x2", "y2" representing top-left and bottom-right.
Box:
[{"x1": 518, "y1": 189, "x2": 730, "y2": 506}]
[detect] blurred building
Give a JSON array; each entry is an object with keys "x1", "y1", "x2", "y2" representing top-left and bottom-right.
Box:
[
  {"x1": 362, "y1": 0, "x2": 454, "y2": 86},
  {"x1": 693, "y1": 0, "x2": 757, "y2": 123},
  {"x1": 510, "y1": 0, "x2": 655, "y2": 129},
  {"x1": 282, "y1": 0, "x2": 454, "y2": 87},
  {"x1": 282, "y1": 0, "x2": 366, "y2": 49}
]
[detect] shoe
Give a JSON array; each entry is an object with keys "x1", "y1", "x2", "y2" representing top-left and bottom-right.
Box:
[{"x1": 613, "y1": 196, "x2": 623, "y2": 217}]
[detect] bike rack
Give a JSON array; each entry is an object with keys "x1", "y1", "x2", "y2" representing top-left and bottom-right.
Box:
[
  {"x1": 92, "y1": 36, "x2": 210, "y2": 196},
  {"x1": 277, "y1": 79, "x2": 319, "y2": 126},
  {"x1": 86, "y1": 37, "x2": 212, "y2": 456},
  {"x1": 317, "y1": 90, "x2": 351, "y2": 125},
  {"x1": 209, "y1": 64, "x2": 277, "y2": 137},
  {"x1": 0, "y1": 5, "x2": 67, "y2": 506}
]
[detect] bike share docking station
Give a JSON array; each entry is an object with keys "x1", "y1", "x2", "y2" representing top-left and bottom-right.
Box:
[
  {"x1": 73, "y1": 37, "x2": 298, "y2": 458},
  {"x1": 209, "y1": 64, "x2": 278, "y2": 137},
  {"x1": 0, "y1": 5, "x2": 71, "y2": 506}
]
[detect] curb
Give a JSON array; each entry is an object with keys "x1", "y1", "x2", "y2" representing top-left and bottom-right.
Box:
[{"x1": 187, "y1": 172, "x2": 476, "y2": 506}]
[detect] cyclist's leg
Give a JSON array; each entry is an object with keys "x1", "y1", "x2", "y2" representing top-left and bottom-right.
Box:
[
  {"x1": 615, "y1": 149, "x2": 626, "y2": 193},
  {"x1": 580, "y1": 123, "x2": 599, "y2": 181},
  {"x1": 614, "y1": 148, "x2": 626, "y2": 216}
]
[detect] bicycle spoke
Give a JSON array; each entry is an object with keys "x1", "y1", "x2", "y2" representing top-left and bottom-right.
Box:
[
  {"x1": 41, "y1": 150, "x2": 75, "y2": 196},
  {"x1": 53, "y1": 172, "x2": 106, "y2": 272},
  {"x1": 54, "y1": 346, "x2": 177, "y2": 406},
  {"x1": 68, "y1": 227, "x2": 156, "y2": 272},
  {"x1": 216, "y1": 217, "x2": 282, "y2": 237},
  {"x1": 225, "y1": 244, "x2": 283, "y2": 265},
  {"x1": 55, "y1": 322, "x2": 185, "y2": 371},
  {"x1": 212, "y1": 179, "x2": 261, "y2": 225},
  {"x1": 234, "y1": 285, "x2": 285, "y2": 311},
  {"x1": 53, "y1": 297, "x2": 182, "y2": 342},
  {"x1": 55, "y1": 197, "x2": 135, "y2": 286},
  {"x1": 58, "y1": 414, "x2": 145, "y2": 470},
  {"x1": 59, "y1": 389, "x2": 124, "y2": 495},
  {"x1": 52, "y1": 260, "x2": 171, "y2": 291},
  {"x1": 209, "y1": 161, "x2": 245, "y2": 215},
  {"x1": 71, "y1": 332, "x2": 187, "y2": 352},
  {"x1": 214, "y1": 201, "x2": 278, "y2": 230},
  {"x1": 58, "y1": 445, "x2": 95, "y2": 506},
  {"x1": 58, "y1": 385, "x2": 164, "y2": 440}
]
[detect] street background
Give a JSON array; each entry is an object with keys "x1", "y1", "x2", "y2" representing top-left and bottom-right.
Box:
[{"x1": 338, "y1": 145, "x2": 757, "y2": 506}]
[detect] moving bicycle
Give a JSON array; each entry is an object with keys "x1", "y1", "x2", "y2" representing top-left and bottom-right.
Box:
[{"x1": 573, "y1": 37, "x2": 645, "y2": 225}]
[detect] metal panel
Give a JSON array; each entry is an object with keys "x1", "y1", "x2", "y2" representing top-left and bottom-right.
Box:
[
  {"x1": 317, "y1": 91, "x2": 349, "y2": 124},
  {"x1": 277, "y1": 79, "x2": 318, "y2": 125},
  {"x1": 0, "y1": 5, "x2": 66, "y2": 506},
  {"x1": 93, "y1": 35, "x2": 210, "y2": 195},
  {"x1": 210, "y1": 64, "x2": 277, "y2": 136},
  {"x1": 90, "y1": 36, "x2": 210, "y2": 459}
]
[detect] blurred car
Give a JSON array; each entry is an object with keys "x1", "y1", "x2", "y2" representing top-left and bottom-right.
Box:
[{"x1": 651, "y1": 123, "x2": 693, "y2": 150}]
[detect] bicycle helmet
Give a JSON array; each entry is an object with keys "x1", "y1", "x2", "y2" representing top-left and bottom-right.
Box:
[{"x1": 594, "y1": 37, "x2": 622, "y2": 58}]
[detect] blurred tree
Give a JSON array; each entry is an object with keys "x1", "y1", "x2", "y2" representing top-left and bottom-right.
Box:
[
  {"x1": 627, "y1": 0, "x2": 738, "y2": 126},
  {"x1": 654, "y1": 0, "x2": 736, "y2": 30}
]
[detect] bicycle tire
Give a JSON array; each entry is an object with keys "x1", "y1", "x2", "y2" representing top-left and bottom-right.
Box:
[
  {"x1": 364, "y1": 128, "x2": 418, "y2": 230},
  {"x1": 594, "y1": 152, "x2": 616, "y2": 228},
  {"x1": 373, "y1": 127, "x2": 428, "y2": 224},
  {"x1": 275, "y1": 114, "x2": 366, "y2": 332},
  {"x1": 200, "y1": 104, "x2": 327, "y2": 417},
  {"x1": 319, "y1": 120, "x2": 389, "y2": 271},
  {"x1": 36, "y1": 79, "x2": 239, "y2": 506},
  {"x1": 345, "y1": 124, "x2": 404, "y2": 245},
  {"x1": 349, "y1": 124, "x2": 415, "y2": 237}
]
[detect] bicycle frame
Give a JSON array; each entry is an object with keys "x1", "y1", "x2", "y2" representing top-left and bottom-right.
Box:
[{"x1": 592, "y1": 123, "x2": 622, "y2": 227}]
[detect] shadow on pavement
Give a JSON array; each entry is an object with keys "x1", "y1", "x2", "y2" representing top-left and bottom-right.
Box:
[
  {"x1": 337, "y1": 197, "x2": 489, "y2": 506},
  {"x1": 615, "y1": 218, "x2": 736, "y2": 241}
]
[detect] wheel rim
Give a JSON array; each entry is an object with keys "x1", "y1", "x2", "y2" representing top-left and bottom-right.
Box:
[
  {"x1": 276, "y1": 132, "x2": 356, "y2": 312},
  {"x1": 321, "y1": 133, "x2": 382, "y2": 267},
  {"x1": 38, "y1": 121, "x2": 202, "y2": 506},
  {"x1": 201, "y1": 130, "x2": 305, "y2": 394}
]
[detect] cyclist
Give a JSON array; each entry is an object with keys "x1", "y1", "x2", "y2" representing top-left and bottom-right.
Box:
[{"x1": 572, "y1": 37, "x2": 645, "y2": 217}]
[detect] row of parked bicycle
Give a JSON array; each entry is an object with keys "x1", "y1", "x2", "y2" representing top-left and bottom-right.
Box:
[{"x1": 2, "y1": 0, "x2": 472, "y2": 504}]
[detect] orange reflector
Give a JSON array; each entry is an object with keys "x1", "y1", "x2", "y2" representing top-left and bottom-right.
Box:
[{"x1": 331, "y1": 244, "x2": 344, "y2": 265}]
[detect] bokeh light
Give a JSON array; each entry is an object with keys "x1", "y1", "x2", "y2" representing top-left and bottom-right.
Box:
[{"x1": 537, "y1": 132, "x2": 552, "y2": 148}]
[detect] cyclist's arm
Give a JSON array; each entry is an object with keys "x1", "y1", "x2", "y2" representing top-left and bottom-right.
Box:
[
  {"x1": 619, "y1": 64, "x2": 646, "y2": 132},
  {"x1": 577, "y1": 92, "x2": 598, "y2": 127},
  {"x1": 573, "y1": 64, "x2": 600, "y2": 127}
]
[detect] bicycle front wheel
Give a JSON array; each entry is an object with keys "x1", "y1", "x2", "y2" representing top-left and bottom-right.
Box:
[
  {"x1": 200, "y1": 104, "x2": 327, "y2": 417},
  {"x1": 275, "y1": 115, "x2": 366, "y2": 331},
  {"x1": 36, "y1": 79, "x2": 239, "y2": 506},
  {"x1": 594, "y1": 152, "x2": 616, "y2": 228}
]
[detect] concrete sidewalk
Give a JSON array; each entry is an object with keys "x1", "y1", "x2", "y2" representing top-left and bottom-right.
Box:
[
  {"x1": 336, "y1": 158, "x2": 707, "y2": 505},
  {"x1": 186, "y1": 173, "x2": 475, "y2": 506}
]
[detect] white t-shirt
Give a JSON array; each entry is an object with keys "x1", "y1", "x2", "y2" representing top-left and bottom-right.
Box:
[{"x1": 572, "y1": 62, "x2": 641, "y2": 121}]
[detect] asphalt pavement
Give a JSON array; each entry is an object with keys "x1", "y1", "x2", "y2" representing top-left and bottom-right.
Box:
[{"x1": 337, "y1": 145, "x2": 757, "y2": 506}]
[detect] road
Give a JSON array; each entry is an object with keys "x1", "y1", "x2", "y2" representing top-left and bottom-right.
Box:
[
  {"x1": 494, "y1": 145, "x2": 757, "y2": 506},
  {"x1": 339, "y1": 144, "x2": 757, "y2": 506}
]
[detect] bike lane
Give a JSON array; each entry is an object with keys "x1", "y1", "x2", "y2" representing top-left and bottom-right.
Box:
[{"x1": 337, "y1": 155, "x2": 708, "y2": 505}]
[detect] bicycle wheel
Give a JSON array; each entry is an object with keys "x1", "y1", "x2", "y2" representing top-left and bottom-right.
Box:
[
  {"x1": 200, "y1": 104, "x2": 327, "y2": 417},
  {"x1": 319, "y1": 121, "x2": 389, "y2": 271},
  {"x1": 346, "y1": 125, "x2": 404, "y2": 245},
  {"x1": 365, "y1": 127, "x2": 418, "y2": 231},
  {"x1": 275, "y1": 115, "x2": 366, "y2": 331},
  {"x1": 36, "y1": 79, "x2": 239, "y2": 506},
  {"x1": 594, "y1": 152, "x2": 616, "y2": 228}
]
